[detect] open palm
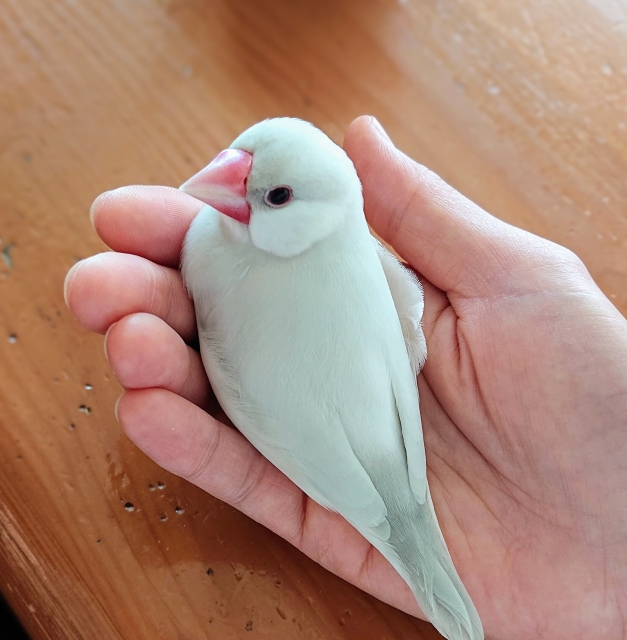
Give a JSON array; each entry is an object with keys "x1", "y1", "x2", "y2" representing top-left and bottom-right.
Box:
[{"x1": 65, "y1": 117, "x2": 627, "y2": 640}]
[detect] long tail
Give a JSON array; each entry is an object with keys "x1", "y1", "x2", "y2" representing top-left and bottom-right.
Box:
[{"x1": 373, "y1": 488, "x2": 484, "y2": 640}]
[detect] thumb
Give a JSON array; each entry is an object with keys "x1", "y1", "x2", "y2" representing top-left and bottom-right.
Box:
[{"x1": 343, "y1": 116, "x2": 573, "y2": 298}]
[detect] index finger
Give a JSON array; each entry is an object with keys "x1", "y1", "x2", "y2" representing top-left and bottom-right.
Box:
[{"x1": 90, "y1": 185, "x2": 203, "y2": 268}]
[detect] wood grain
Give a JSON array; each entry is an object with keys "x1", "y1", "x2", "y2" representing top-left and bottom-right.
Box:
[{"x1": 0, "y1": 0, "x2": 625, "y2": 637}]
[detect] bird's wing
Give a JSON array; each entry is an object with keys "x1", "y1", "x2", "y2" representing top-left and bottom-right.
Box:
[
  {"x1": 374, "y1": 238, "x2": 427, "y2": 373},
  {"x1": 199, "y1": 334, "x2": 391, "y2": 541},
  {"x1": 373, "y1": 238, "x2": 428, "y2": 504},
  {"x1": 391, "y1": 365, "x2": 427, "y2": 505}
]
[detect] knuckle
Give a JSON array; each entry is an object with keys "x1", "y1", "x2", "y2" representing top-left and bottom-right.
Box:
[
  {"x1": 185, "y1": 425, "x2": 221, "y2": 483},
  {"x1": 230, "y1": 453, "x2": 267, "y2": 506}
]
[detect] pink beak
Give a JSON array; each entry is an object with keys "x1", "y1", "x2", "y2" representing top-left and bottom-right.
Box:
[{"x1": 180, "y1": 149, "x2": 253, "y2": 224}]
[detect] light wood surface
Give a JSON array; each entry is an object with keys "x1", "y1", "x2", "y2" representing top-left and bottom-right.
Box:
[{"x1": 1, "y1": 0, "x2": 625, "y2": 638}]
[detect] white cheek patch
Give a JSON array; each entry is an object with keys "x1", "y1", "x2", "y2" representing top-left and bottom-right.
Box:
[
  {"x1": 249, "y1": 207, "x2": 314, "y2": 258},
  {"x1": 220, "y1": 214, "x2": 252, "y2": 245}
]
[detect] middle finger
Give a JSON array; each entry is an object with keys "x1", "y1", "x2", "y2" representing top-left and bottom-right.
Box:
[{"x1": 105, "y1": 313, "x2": 212, "y2": 410}]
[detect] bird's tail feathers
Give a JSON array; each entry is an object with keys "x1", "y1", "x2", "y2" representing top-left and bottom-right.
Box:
[{"x1": 384, "y1": 489, "x2": 484, "y2": 640}]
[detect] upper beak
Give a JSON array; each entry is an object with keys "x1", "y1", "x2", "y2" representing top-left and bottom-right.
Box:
[{"x1": 180, "y1": 149, "x2": 253, "y2": 224}]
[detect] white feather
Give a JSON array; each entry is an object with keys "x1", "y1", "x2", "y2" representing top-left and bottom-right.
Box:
[
  {"x1": 374, "y1": 239, "x2": 428, "y2": 373},
  {"x1": 181, "y1": 118, "x2": 483, "y2": 640}
]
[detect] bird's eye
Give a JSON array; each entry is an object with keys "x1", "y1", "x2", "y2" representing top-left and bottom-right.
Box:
[{"x1": 264, "y1": 186, "x2": 293, "y2": 208}]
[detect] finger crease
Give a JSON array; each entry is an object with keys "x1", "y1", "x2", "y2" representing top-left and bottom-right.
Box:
[
  {"x1": 230, "y1": 451, "x2": 268, "y2": 508},
  {"x1": 186, "y1": 420, "x2": 222, "y2": 484}
]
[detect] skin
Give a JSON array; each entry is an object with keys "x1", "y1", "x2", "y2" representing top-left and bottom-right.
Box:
[{"x1": 65, "y1": 116, "x2": 627, "y2": 640}]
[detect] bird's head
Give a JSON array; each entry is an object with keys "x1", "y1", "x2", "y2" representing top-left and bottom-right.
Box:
[{"x1": 180, "y1": 118, "x2": 363, "y2": 257}]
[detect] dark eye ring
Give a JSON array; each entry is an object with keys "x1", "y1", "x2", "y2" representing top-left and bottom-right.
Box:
[{"x1": 264, "y1": 186, "x2": 293, "y2": 208}]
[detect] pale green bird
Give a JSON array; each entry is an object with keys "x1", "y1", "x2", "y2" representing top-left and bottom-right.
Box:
[{"x1": 180, "y1": 118, "x2": 483, "y2": 640}]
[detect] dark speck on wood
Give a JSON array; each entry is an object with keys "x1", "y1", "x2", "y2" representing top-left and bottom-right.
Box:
[{"x1": 1, "y1": 244, "x2": 14, "y2": 269}]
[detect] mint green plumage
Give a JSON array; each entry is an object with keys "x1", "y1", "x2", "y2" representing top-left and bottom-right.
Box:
[{"x1": 181, "y1": 118, "x2": 483, "y2": 640}]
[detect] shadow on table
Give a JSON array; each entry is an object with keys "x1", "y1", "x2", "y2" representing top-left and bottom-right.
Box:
[{"x1": 0, "y1": 594, "x2": 29, "y2": 640}]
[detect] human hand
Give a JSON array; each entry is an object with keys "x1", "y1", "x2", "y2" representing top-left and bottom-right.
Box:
[{"x1": 64, "y1": 116, "x2": 627, "y2": 640}]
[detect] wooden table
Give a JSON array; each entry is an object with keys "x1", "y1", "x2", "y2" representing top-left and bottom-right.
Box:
[{"x1": 1, "y1": 0, "x2": 625, "y2": 637}]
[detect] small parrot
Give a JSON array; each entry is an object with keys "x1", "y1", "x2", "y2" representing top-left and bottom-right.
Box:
[{"x1": 180, "y1": 118, "x2": 483, "y2": 640}]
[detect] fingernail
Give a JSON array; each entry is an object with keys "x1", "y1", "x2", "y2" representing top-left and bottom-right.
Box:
[
  {"x1": 63, "y1": 262, "x2": 81, "y2": 307},
  {"x1": 89, "y1": 191, "x2": 109, "y2": 226},
  {"x1": 369, "y1": 116, "x2": 392, "y2": 144},
  {"x1": 89, "y1": 200, "x2": 98, "y2": 226},
  {"x1": 103, "y1": 322, "x2": 117, "y2": 361},
  {"x1": 63, "y1": 273, "x2": 72, "y2": 307},
  {"x1": 114, "y1": 394, "x2": 122, "y2": 422}
]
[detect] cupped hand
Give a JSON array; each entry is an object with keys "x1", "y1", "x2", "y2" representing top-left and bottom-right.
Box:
[{"x1": 64, "y1": 117, "x2": 627, "y2": 640}]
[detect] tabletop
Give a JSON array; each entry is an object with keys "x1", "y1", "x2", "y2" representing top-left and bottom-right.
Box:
[{"x1": 0, "y1": 0, "x2": 626, "y2": 638}]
